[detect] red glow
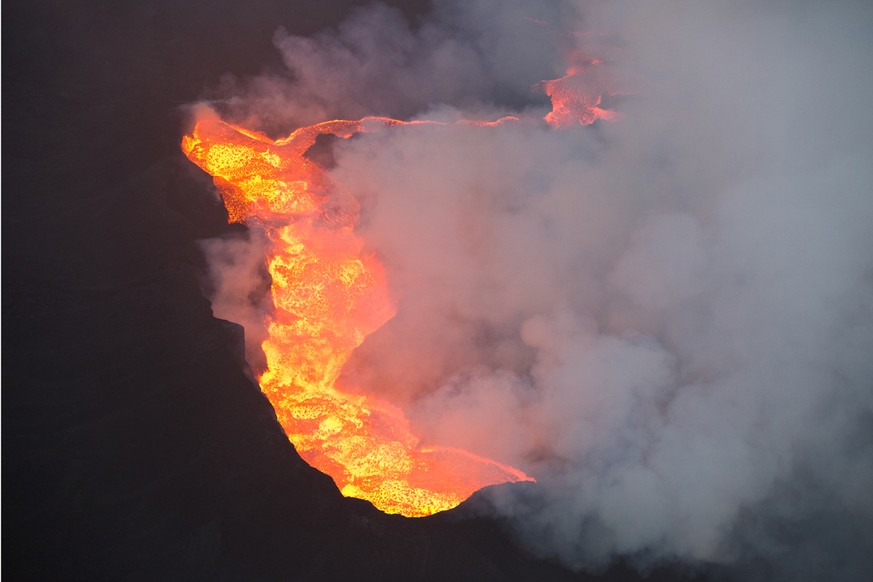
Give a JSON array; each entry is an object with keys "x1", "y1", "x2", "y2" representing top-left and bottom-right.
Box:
[{"x1": 541, "y1": 53, "x2": 620, "y2": 127}]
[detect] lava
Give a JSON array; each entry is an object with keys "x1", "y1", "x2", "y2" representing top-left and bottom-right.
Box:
[
  {"x1": 182, "y1": 113, "x2": 531, "y2": 517},
  {"x1": 541, "y1": 54, "x2": 620, "y2": 128}
]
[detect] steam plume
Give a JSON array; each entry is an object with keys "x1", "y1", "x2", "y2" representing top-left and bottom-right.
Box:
[{"x1": 196, "y1": 1, "x2": 873, "y2": 579}]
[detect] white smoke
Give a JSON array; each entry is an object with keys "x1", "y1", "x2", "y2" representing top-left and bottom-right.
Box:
[
  {"x1": 197, "y1": 1, "x2": 873, "y2": 579},
  {"x1": 199, "y1": 231, "x2": 272, "y2": 374},
  {"x1": 209, "y1": 0, "x2": 570, "y2": 131}
]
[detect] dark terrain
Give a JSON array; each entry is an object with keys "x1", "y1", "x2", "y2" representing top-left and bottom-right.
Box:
[{"x1": 3, "y1": 2, "x2": 709, "y2": 580}]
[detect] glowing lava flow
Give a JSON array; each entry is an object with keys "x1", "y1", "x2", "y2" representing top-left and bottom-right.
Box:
[
  {"x1": 182, "y1": 113, "x2": 531, "y2": 517},
  {"x1": 542, "y1": 55, "x2": 620, "y2": 128}
]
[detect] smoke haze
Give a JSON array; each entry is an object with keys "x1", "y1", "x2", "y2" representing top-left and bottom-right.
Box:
[{"x1": 196, "y1": 1, "x2": 873, "y2": 579}]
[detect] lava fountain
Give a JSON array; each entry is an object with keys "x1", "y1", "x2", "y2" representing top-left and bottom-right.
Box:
[{"x1": 182, "y1": 113, "x2": 533, "y2": 517}]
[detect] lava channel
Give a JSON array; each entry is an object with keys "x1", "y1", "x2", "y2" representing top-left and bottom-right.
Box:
[{"x1": 182, "y1": 113, "x2": 533, "y2": 517}]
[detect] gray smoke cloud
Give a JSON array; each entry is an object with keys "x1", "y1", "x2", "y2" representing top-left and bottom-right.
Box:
[
  {"x1": 197, "y1": 1, "x2": 873, "y2": 580},
  {"x1": 209, "y1": 0, "x2": 573, "y2": 130},
  {"x1": 199, "y1": 231, "x2": 273, "y2": 374}
]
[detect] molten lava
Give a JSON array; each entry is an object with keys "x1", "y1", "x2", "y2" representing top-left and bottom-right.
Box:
[
  {"x1": 182, "y1": 113, "x2": 531, "y2": 517},
  {"x1": 542, "y1": 55, "x2": 620, "y2": 128}
]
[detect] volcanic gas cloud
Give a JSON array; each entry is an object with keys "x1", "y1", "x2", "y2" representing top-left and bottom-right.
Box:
[{"x1": 186, "y1": 1, "x2": 873, "y2": 581}]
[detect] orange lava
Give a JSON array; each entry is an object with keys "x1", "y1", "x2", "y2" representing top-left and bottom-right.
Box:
[
  {"x1": 182, "y1": 112, "x2": 531, "y2": 517},
  {"x1": 542, "y1": 55, "x2": 619, "y2": 127}
]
